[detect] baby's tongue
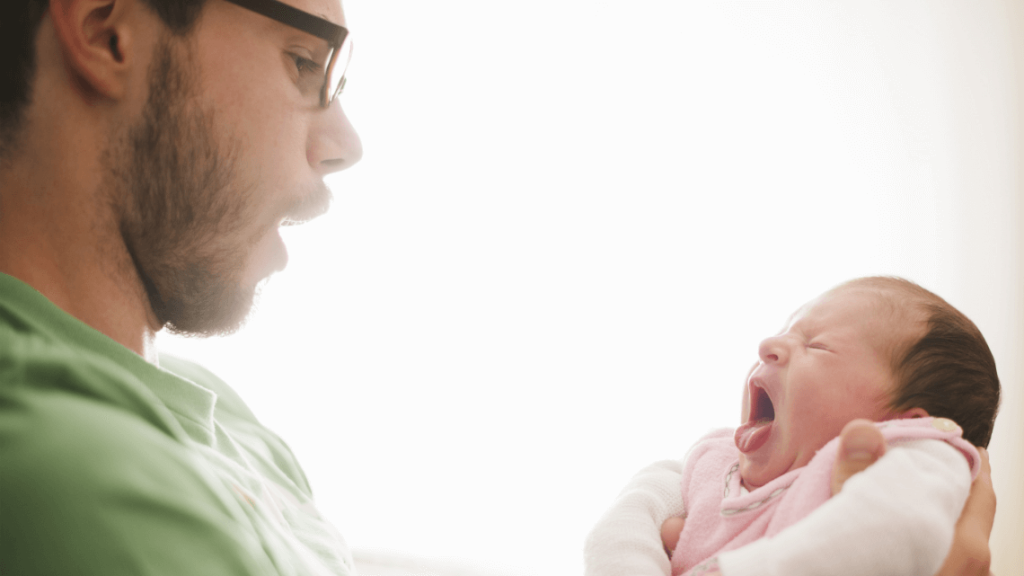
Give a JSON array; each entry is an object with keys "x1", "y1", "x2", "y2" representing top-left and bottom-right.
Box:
[{"x1": 735, "y1": 418, "x2": 773, "y2": 453}]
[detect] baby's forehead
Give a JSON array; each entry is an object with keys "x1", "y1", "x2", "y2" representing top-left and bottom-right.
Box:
[{"x1": 792, "y1": 287, "x2": 917, "y2": 345}]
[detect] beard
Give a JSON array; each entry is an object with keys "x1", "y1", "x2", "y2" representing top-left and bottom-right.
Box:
[{"x1": 106, "y1": 36, "x2": 261, "y2": 337}]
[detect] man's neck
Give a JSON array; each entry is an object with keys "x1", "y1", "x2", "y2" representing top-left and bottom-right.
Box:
[{"x1": 0, "y1": 119, "x2": 160, "y2": 363}]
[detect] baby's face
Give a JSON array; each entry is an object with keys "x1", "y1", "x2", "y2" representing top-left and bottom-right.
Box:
[{"x1": 736, "y1": 287, "x2": 905, "y2": 488}]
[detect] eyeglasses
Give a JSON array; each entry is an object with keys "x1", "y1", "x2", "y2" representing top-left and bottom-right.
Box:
[{"x1": 224, "y1": 0, "x2": 352, "y2": 108}]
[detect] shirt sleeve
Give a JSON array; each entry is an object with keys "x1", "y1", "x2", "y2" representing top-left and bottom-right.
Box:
[
  {"x1": 718, "y1": 439, "x2": 972, "y2": 576},
  {"x1": 584, "y1": 459, "x2": 686, "y2": 576},
  {"x1": 0, "y1": 388, "x2": 280, "y2": 576}
]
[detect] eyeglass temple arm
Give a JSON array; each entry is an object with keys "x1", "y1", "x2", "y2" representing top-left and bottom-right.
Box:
[{"x1": 223, "y1": 0, "x2": 348, "y2": 46}]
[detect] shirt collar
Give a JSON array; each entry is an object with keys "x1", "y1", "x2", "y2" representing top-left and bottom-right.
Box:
[{"x1": 0, "y1": 272, "x2": 219, "y2": 445}]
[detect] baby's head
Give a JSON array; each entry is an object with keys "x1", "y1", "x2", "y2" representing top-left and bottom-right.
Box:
[{"x1": 736, "y1": 276, "x2": 1000, "y2": 488}]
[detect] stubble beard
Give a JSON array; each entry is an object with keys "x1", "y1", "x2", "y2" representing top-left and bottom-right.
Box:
[{"x1": 108, "y1": 36, "x2": 262, "y2": 337}]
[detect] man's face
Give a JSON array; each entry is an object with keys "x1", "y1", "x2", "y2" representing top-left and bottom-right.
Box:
[
  {"x1": 109, "y1": 0, "x2": 360, "y2": 336},
  {"x1": 735, "y1": 288, "x2": 903, "y2": 488}
]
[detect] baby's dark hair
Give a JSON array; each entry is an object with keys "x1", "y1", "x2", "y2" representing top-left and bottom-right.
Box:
[{"x1": 839, "y1": 277, "x2": 1000, "y2": 447}]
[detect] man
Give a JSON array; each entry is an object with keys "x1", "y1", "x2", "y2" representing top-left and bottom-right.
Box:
[
  {"x1": 0, "y1": 0, "x2": 995, "y2": 575},
  {"x1": 2, "y1": 0, "x2": 360, "y2": 574}
]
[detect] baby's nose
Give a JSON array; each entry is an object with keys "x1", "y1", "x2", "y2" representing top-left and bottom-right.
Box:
[{"x1": 758, "y1": 336, "x2": 788, "y2": 364}]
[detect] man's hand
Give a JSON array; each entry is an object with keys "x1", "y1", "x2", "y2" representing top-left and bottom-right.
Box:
[
  {"x1": 831, "y1": 419, "x2": 996, "y2": 576},
  {"x1": 662, "y1": 419, "x2": 899, "y2": 560},
  {"x1": 661, "y1": 516, "x2": 686, "y2": 557},
  {"x1": 936, "y1": 447, "x2": 995, "y2": 576},
  {"x1": 831, "y1": 419, "x2": 888, "y2": 495}
]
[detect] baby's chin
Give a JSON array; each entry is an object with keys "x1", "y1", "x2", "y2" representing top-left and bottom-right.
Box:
[
  {"x1": 737, "y1": 452, "x2": 797, "y2": 490},
  {"x1": 737, "y1": 454, "x2": 772, "y2": 490}
]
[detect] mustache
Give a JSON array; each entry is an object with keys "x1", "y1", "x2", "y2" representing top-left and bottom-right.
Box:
[{"x1": 281, "y1": 179, "x2": 333, "y2": 226}]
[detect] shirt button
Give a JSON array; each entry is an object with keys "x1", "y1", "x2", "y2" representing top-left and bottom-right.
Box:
[{"x1": 932, "y1": 417, "x2": 958, "y2": 432}]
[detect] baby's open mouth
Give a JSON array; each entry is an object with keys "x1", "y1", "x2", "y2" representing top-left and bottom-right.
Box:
[
  {"x1": 735, "y1": 382, "x2": 775, "y2": 453},
  {"x1": 749, "y1": 383, "x2": 775, "y2": 423}
]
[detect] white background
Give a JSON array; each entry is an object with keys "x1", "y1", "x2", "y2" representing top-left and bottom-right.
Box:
[{"x1": 160, "y1": 1, "x2": 1023, "y2": 574}]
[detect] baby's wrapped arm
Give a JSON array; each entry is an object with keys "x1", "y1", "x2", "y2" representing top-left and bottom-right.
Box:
[
  {"x1": 585, "y1": 421, "x2": 989, "y2": 576},
  {"x1": 584, "y1": 459, "x2": 685, "y2": 576},
  {"x1": 718, "y1": 439, "x2": 972, "y2": 576}
]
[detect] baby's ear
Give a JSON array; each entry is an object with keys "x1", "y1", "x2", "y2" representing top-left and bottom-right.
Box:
[{"x1": 897, "y1": 407, "x2": 929, "y2": 419}]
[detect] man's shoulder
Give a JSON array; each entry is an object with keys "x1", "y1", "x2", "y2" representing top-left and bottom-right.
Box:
[
  {"x1": 158, "y1": 354, "x2": 316, "y2": 497},
  {"x1": 0, "y1": 315, "x2": 189, "y2": 440},
  {"x1": 160, "y1": 354, "x2": 260, "y2": 421},
  {"x1": 0, "y1": 382, "x2": 223, "y2": 509},
  {"x1": 0, "y1": 378, "x2": 275, "y2": 575}
]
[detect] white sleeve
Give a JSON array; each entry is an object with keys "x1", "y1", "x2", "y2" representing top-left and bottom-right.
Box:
[
  {"x1": 718, "y1": 439, "x2": 972, "y2": 576},
  {"x1": 584, "y1": 459, "x2": 686, "y2": 576}
]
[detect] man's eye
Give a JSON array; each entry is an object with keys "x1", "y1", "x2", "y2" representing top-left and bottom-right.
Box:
[{"x1": 291, "y1": 54, "x2": 321, "y2": 76}]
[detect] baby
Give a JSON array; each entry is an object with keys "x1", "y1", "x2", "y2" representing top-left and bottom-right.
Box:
[{"x1": 584, "y1": 277, "x2": 1000, "y2": 576}]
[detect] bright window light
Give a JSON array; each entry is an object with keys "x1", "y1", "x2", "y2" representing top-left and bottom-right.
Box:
[{"x1": 158, "y1": 1, "x2": 1021, "y2": 574}]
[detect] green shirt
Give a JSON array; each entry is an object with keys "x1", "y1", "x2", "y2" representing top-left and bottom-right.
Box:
[{"x1": 0, "y1": 273, "x2": 353, "y2": 576}]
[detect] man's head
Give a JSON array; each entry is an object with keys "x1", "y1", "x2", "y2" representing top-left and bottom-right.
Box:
[
  {"x1": 0, "y1": 0, "x2": 361, "y2": 336},
  {"x1": 736, "y1": 276, "x2": 999, "y2": 488},
  {"x1": 0, "y1": 0, "x2": 206, "y2": 156}
]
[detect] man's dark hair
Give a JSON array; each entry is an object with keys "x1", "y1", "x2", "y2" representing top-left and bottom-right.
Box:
[
  {"x1": 843, "y1": 276, "x2": 1001, "y2": 448},
  {"x1": 0, "y1": 0, "x2": 206, "y2": 154}
]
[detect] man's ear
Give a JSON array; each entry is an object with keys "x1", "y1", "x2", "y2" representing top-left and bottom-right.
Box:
[{"x1": 48, "y1": 0, "x2": 139, "y2": 100}]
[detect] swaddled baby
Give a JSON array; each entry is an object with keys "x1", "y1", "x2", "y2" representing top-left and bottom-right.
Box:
[{"x1": 585, "y1": 277, "x2": 1000, "y2": 576}]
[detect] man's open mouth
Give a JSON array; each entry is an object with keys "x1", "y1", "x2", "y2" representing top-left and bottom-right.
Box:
[{"x1": 735, "y1": 381, "x2": 775, "y2": 453}]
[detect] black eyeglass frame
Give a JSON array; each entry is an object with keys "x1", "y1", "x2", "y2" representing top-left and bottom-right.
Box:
[{"x1": 223, "y1": 0, "x2": 351, "y2": 108}]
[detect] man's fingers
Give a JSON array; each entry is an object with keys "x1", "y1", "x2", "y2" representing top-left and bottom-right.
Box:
[
  {"x1": 960, "y1": 447, "x2": 996, "y2": 536},
  {"x1": 936, "y1": 447, "x2": 995, "y2": 576},
  {"x1": 935, "y1": 447, "x2": 996, "y2": 576},
  {"x1": 831, "y1": 419, "x2": 887, "y2": 496},
  {"x1": 661, "y1": 517, "x2": 686, "y2": 557}
]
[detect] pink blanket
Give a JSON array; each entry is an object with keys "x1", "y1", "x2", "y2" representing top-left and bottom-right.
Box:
[{"x1": 670, "y1": 417, "x2": 980, "y2": 576}]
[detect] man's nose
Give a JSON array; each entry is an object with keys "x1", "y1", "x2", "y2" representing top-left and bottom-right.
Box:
[
  {"x1": 758, "y1": 335, "x2": 789, "y2": 365},
  {"x1": 307, "y1": 99, "x2": 363, "y2": 176}
]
